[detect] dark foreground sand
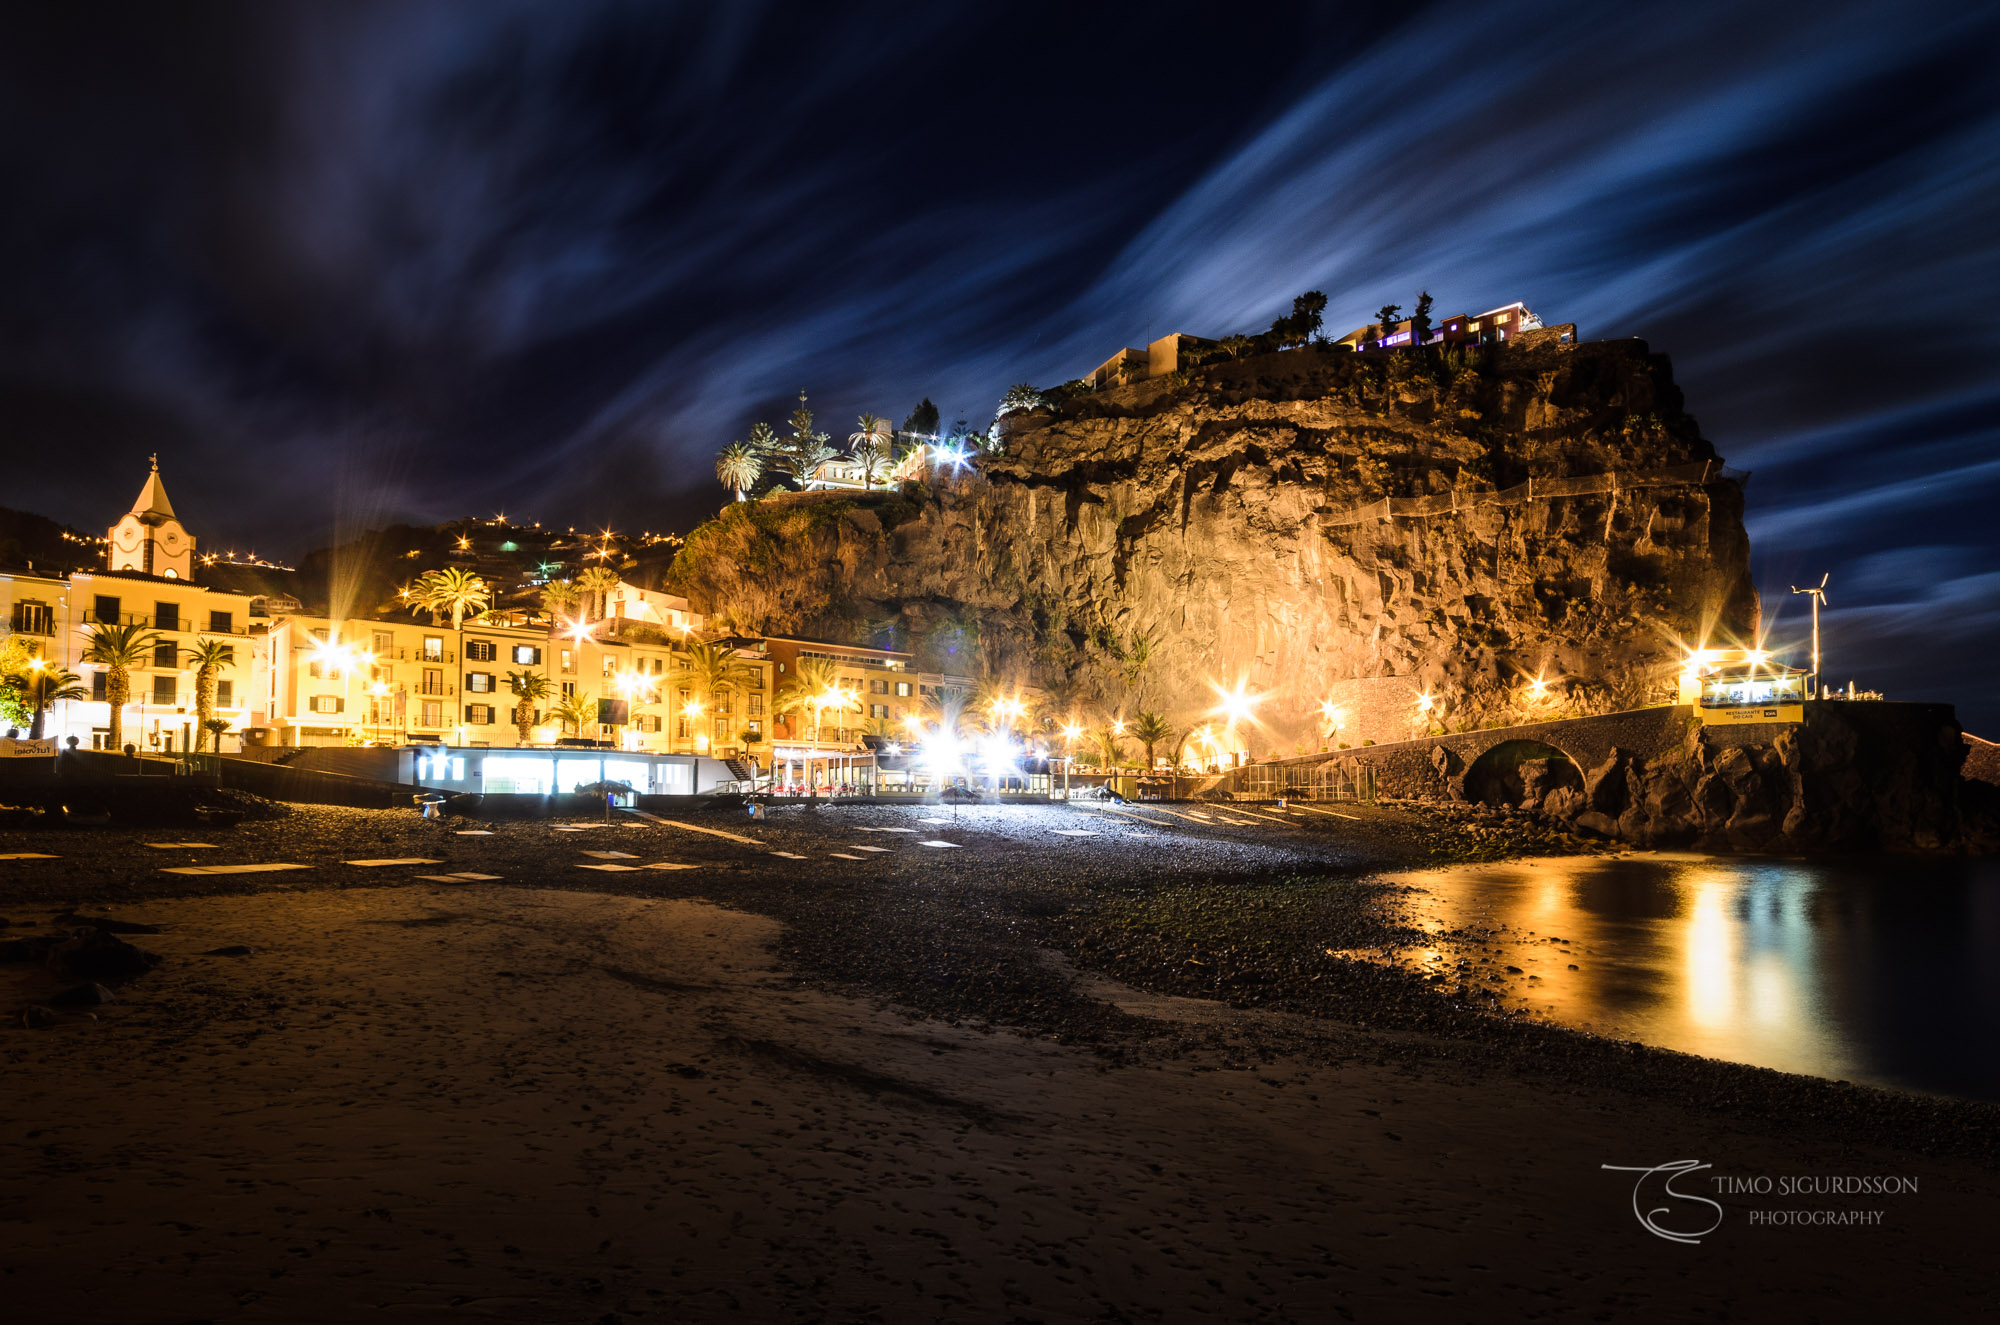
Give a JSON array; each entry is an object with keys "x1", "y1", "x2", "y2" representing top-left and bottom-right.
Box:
[{"x1": 1, "y1": 804, "x2": 1994, "y2": 1322}]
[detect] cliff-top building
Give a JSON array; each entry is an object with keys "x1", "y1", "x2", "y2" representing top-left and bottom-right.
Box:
[{"x1": 1333, "y1": 301, "x2": 1554, "y2": 351}]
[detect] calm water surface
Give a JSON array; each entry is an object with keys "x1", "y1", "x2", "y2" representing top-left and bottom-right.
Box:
[{"x1": 1387, "y1": 854, "x2": 2000, "y2": 1100}]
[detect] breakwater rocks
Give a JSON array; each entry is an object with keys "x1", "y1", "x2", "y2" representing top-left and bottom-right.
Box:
[{"x1": 1342, "y1": 701, "x2": 1996, "y2": 854}]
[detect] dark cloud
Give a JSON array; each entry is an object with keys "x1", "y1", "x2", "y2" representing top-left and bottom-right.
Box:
[{"x1": 2, "y1": 1, "x2": 1997, "y2": 727}]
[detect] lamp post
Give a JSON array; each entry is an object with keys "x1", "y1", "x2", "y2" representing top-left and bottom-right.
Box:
[{"x1": 1790, "y1": 574, "x2": 1828, "y2": 698}]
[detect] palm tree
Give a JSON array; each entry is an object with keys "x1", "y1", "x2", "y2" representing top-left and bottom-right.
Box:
[
  {"x1": 1092, "y1": 724, "x2": 1126, "y2": 773},
  {"x1": 671, "y1": 641, "x2": 756, "y2": 751},
  {"x1": 716, "y1": 441, "x2": 762, "y2": 501},
  {"x1": 8, "y1": 664, "x2": 86, "y2": 740},
  {"x1": 775, "y1": 656, "x2": 848, "y2": 741},
  {"x1": 539, "y1": 579, "x2": 581, "y2": 623},
  {"x1": 507, "y1": 670, "x2": 554, "y2": 745},
  {"x1": 83, "y1": 622, "x2": 165, "y2": 752},
  {"x1": 554, "y1": 689, "x2": 597, "y2": 739},
  {"x1": 411, "y1": 567, "x2": 491, "y2": 631},
  {"x1": 411, "y1": 567, "x2": 491, "y2": 685},
  {"x1": 184, "y1": 638, "x2": 235, "y2": 752},
  {"x1": 1129, "y1": 711, "x2": 1173, "y2": 772},
  {"x1": 846, "y1": 414, "x2": 894, "y2": 489},
  {"x1": 921, "y1": 682, "x2": 973, "y2": 738},
  {"x1": 576, "y1": 566, "x2": 620, "y2": 622}
]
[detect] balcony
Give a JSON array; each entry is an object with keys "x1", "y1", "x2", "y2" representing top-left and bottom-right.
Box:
[{"x1": 79, "y1": 609, "x2": 252, "y2": 635}]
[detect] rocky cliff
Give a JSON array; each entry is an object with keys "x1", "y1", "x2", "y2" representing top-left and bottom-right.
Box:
[{"x1": 668, "y1": 337, "x2": 1757, "y2": 748}]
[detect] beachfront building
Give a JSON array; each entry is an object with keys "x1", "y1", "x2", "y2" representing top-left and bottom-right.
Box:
[
  {"x1": 256, "y1": 605, "x2": 772, "y2": 761},
  {"x1": 0, "y1": 462, "x2": 262, "y2": 752}
]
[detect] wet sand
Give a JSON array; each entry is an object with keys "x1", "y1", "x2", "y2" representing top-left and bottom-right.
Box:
[{"x1": 1, "y1": 805, "x2": 1995, "y2": 1320}]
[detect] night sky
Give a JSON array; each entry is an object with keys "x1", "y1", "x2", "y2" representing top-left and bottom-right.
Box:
[{"x1": 3, "y1": 3, "x2": 1997, "y2": 728}]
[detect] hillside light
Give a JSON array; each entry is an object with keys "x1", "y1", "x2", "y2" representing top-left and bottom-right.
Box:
[{"x1": 1416, "y1": 692, "x2": 1435, "y2": 713}]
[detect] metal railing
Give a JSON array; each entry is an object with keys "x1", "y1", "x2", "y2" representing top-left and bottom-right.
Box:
[
  {"x1": 80, "y1": 609, "x2": 252, "y2": 635},
  {"x1": 1231, "y1": 760, "x2": 1377, "y2": 803}
]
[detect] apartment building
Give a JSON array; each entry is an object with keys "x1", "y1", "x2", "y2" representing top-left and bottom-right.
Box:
[
  {"x1": 0, "y1": 463, "x2": 261, "y2": 751},
  {"x1": 258, "y1": 607, "x2": 772, "y2": 760}
]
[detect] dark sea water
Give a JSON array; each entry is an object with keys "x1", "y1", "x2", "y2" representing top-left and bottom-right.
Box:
[{"x1": 1388, "y1": 854, "x2": 2000, "y2": 1100}]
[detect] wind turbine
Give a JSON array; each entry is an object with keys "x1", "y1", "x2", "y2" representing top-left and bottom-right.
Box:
[{"x1": 1790, "y1": 574, "x2": 1828, "y2": 698}]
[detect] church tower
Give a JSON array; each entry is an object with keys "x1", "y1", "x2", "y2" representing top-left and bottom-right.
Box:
[{"x1": 107, "y1": 455, "x2": 195, "y2": 580}]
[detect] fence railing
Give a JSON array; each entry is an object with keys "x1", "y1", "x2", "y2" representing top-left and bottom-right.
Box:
[
  {"x1": 1230, "y1": 760, "x2": 1377, "y2": 803},
  {"x1": 1318, "y1": 459, "x2": 1749, "y2": 529}
]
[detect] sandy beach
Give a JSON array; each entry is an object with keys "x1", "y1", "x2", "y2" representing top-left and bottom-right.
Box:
[{"x1": 2, "y1": 802, "x2": 1995, "y2": 1322}]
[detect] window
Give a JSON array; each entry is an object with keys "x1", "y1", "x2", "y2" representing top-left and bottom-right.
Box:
[
  {"x1": 420, "y1": 668, "x2": 444, "y2": 696},
  {"x1": 560, "y1": 649, "x2": 574, "y2": 673},
  {"x1": 310, "y1": 694, "x2": 343, "y2": 714},
  {"x1": 602, "y1": 656, "x2": 615, "y2": 677},
  {"x1": 747, "y1": 719, "x2": 761, "y2": 735},
  {"x1": 94, "y1": 595, "x2": 121, "y2": 624},
  {"x1": 870, "y1": 704, "x2": 889, "y2": 719},
  {"x1": 465, "y1": 704, "x2": 495, "y2": 725},
  {"x1": 512, "y1": 645, "x2": 541, "y2": 665},
  {"x1": 466, "y1": 672, "x2": 494, "y2": 693},
  {"x1": 210, "y1": 610, "x2": 234, "y2": 634},
  {"x1": 372, "y1": 630, "x2": 393, "y2": 655},
  {"x1": 9, "y1": 602, "x2": 52, "y2": 635},
  {"x1": 153, "y1": 643, "x2": 177, "y2": 669},
  {"x1": 748, "y1": 694, "x2": 763, "y2": 716},
  {"x1": 91, "y1": 671, "x2": 107, "y2": 702},
  {"x1": 155, "y1": 602, "x2": 179, "y2": 632},
  {"x1": 895, "y1": 681, "x2": 912, "y2": 697},
  {"x1": 420, "y1": 700, "x2": 443, "y2": 728},
  {"x1": 467, "y1": 639, "x2": 496, "y2": 662},
  {"x1": 214, "y1": 645, "x2": 236, "y2": 665},
  {"x1": 422, "y1": 636, "x2": 444, "y2": 661},
  {"x1": 777, "y1": 662, "x2": 787, "y2": 674},
  {"x1": 561, "y1": 681, "x2": 576, "y2": 697},
  {"x1": 216, "y1": 679, "x2": 234, "y2": 706}
]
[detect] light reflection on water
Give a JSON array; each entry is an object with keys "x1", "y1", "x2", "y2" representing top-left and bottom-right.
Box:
[{"x1": 1387, "y1": 854, "x2": 2000, "y2": 1100}]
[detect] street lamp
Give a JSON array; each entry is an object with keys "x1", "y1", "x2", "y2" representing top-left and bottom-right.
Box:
[{"x1": 1318, "y1": 700, "x2": 1343, "y2": 751}]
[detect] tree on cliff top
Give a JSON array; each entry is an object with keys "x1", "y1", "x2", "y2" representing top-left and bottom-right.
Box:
[
  {"x1": 773, "y1": 391, "x2": 837, "y2": 489},
  {"x1": 1410, "y1": 292, "x2": 1435, "y2": 347},
  {"x1": 1268, "y1": 290, "x2": 1328, "y2": 349},
  {"x1": 846, "y1": 414, "x2": 894, "y2": 489},
  {"x1": 1374, "y1": 304, "x2": 1403, "y2": 348},
  {"x1": 902, "y1": 398, "x2": 940, "y2": 443},
  {"x1": 716, "y1": 441, "x2": 761, "y2": 501}
]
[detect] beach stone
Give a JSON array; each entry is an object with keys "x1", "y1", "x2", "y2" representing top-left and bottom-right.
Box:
[
  {"x1": 59, "y1": 931, "x2": 162, "y2": 980},
  {"x1": 202, "y1": 945, "x2": 258, "y2": 957},
  {"x1": 17, "y1": 1005, "x2": 55, "y2": 1029},
  {"x1": 50, "y1": 983, "x2": 115, "y2": 1007},
  {"x1": 53, "y1": 913, "x2": 162, "y2": 935},
  {"x1": 0, "y1": 935, "x2": 61, "y2": 962}
]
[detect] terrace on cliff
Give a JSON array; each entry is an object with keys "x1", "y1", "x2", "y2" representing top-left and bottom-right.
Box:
[{"x1": 667, "y1": 334, "x2": 1758, "y2": 751}]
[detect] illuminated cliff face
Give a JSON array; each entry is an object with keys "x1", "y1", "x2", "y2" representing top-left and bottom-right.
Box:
[{"x1": 670, "y1": 340, "x2": 1757, "y2": 749}]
